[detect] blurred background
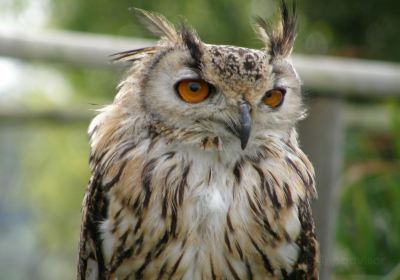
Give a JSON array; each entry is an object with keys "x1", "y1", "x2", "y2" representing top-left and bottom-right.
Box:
[{"x1": 0, "y1": 0, "x2": 399, "y2": 279}]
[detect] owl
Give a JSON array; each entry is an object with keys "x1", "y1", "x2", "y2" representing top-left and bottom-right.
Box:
[{"x1": 77, "y1": 1, "x2": 319, "y2": 279}]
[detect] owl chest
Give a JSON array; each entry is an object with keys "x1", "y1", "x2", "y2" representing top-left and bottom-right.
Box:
[{"x1": 101, "y1": 153, "x2": 295, "y2": 279}]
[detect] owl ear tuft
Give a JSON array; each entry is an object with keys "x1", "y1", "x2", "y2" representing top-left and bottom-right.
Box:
[
  {"x1": 110, "y1": 46, "x2": 158, "y2": 62},
  {"x1": 134, "y1": 8, "x2": 179, "y2": 42},
  {"x1": 179, "y1": 24, "x2": 203, "y2": 68},
  {"x1": 255, "y1": 0, "x2": 298, "y2": 58}
]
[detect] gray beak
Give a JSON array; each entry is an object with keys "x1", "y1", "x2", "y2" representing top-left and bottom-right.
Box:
[{"x1": 239, "y1": 102, "x2": 252, "y2": 150}]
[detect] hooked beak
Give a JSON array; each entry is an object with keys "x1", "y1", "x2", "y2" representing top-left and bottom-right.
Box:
[{"x1": 239, "y1": 102, "x2": 252, "y2": 150}]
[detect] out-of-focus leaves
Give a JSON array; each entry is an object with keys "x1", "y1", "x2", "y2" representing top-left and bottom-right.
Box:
[
  {"x1": 338, "y1": 118, "x2": 400, "y2": 276},
  {"x1": 337, "y1": 172, "x2": 400, "y2": 275},
  {"x1": 20, "y1": 124, "x2": 89, "y2": 279},
  {"x1": 22, "y1": 124, "x2": 89, "y2": 251},
  {"x1": 300, "y1": 0, "x2": 400, "y2": 61},
  {"x1": 50, "y1": 0, "x2": 257, "y2": 47}
]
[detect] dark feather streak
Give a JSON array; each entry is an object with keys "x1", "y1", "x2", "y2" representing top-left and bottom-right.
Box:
[
  {"x1": 170, "y1": 207, "x2": 178, "y2": 237},
  {"x1": 154, "y1": 231, "x2": 170, "y2": 258},
  {"x1": 245, "y1": 259, "x2": 254, "y2": 280},
  {"x1": 178, "y1": 163, "x2": 191, "y2": 206},
  {"x1": 226, "y1": 212, "x2": 234, "y2": 233},
  {"x1": 288, "y1": 200, "x2": 319, "y2": 279},
  {"x1": 162, "y1": 164, "x2": 177, "y2": 218},
  {"x1": 224, "y1": 230, "x2": 233, "y2": 253},
  {"x1": 103, "y1": 160, "x2": 128, "y2": 191},
  {"x1": 142, "y1": 158, "x2": 158, "y2": 208},
  {"x1": 235, "y1": 241, "x2": 244, "y2": 260},
  {"x1": 233, "y1": 160, "x2": 243, "y2": 184},
  {"x1": 266, "y1": 171, "x2": 282, "y2": 209},
  {"x1": 157, "y1": 261, "x2": 168, "y2": 279},
  {"x1": 283, "y1": 182, "x2": 294, "y2": 206},
  {"x1": 78, "y1": 174, "x2": 108, "y2": 280},
  {"x1": 249, "y1": 236, "x2": 274, "y2": 274},
  {"x1": 225, "y1": 256, "x2": 241, "y2": 280},
  {"x1": 285, "y1": 156, "x2": 308, "y2": 187},
  {"x1": 135, "y1": 251, "x2": 153, "y2": 279},
  {"x1": 109, "y1": 231, "x2": 130, "y2": 273},
  {"x1": 168, "y1": 252, "x2": 185, "y2": 279}
]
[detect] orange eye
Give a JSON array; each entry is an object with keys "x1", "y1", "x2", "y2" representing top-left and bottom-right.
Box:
[
  {"x1": 177, "y1": 79, "x2": 210, "y2": 104},
  {"x1": 263, "y1": 88, "x2": 286, "y2": 108}
]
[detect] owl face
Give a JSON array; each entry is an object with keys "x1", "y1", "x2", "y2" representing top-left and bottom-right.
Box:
[{"x1": 116, "y1": 4, "x2": 303, "y2": 151}]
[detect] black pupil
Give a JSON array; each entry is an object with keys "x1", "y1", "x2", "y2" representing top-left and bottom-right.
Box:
[
  {"x1": 265, "y1": 91, "x2": 273, "y2": 98},
  {"x1": 188, "y1": 82, "x2": 201, "y2": 92}
]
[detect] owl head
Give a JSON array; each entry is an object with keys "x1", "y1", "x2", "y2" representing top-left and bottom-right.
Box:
[{"x1": 113, "y1": 1, "x2": 304, "y2": 154}]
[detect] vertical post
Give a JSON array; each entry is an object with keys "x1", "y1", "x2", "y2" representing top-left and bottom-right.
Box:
[
  {"x1": 298, "y1": 97, "x2": 344, "y2": 280},
  {"x1": 0, "y1": 123, "x2": 26, "y2": 276}
]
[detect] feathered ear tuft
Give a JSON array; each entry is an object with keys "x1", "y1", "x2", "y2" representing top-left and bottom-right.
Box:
[
  {"x1": 110, "y1": 9, "x2": 178, "y2": 63},
  {"x1": 179, "y1": 23, "x2": 203, "y2": 68},
  {"x1": 134, "y1": 8, "x2": 179, "y2": 42},
  {"x1": 111, "y1": 10, "x2": 204, "y2": 64},
  {"x1": 110, "y1": 46, "x2": 158, "y2": 62},
  {"x1": 255, "y1": 0, "x2": 298, "y2": 58}
]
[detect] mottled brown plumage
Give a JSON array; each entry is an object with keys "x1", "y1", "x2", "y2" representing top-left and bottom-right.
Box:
[{"x1": 78, "y1": 2, "x2": 319, "y2": 279}]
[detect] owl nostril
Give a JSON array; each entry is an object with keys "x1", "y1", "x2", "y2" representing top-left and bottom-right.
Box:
[{"x1": 239, "y1": 98, "x2": 252, "y2": 112}]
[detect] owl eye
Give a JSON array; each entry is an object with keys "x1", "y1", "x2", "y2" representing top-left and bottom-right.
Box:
[
  {"x1": 263, "y1": 88, "x2": 286, "y2": 108},
  {"x1": 176, "y1": 79, "x2": 210, "y2": 104}
]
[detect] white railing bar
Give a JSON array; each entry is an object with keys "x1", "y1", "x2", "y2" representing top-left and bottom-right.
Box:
[{"x1": 1, "y1": 28, "x2": 400, "y2": 97}]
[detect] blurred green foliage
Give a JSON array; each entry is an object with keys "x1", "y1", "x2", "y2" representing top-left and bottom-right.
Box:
[
  {"x1": 4, "y1": 0, "x2": 399, "y2": 279},
  {"x1": 23, "y1": 124, "x2": 89, "y2": 251},
  {"x1": 50, "y1": 0, "x2": 400, "y2": 61},
  {"x1": 300, "y1": 0, "x2": 400, "y2": 61},
  {"x1": 23, "y1": 124, "x2": 89, "y2": 280},
  {"x1": 337, "y1": 171, "x2": 400, "y2": 275},
  {"x1": 337, "y1": 103, "x2": 400, "y2": 277}
]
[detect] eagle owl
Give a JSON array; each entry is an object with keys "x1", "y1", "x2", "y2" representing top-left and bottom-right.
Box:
[{"x1": 78, "y1": 2, "x2": 319, "y2": 279}]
